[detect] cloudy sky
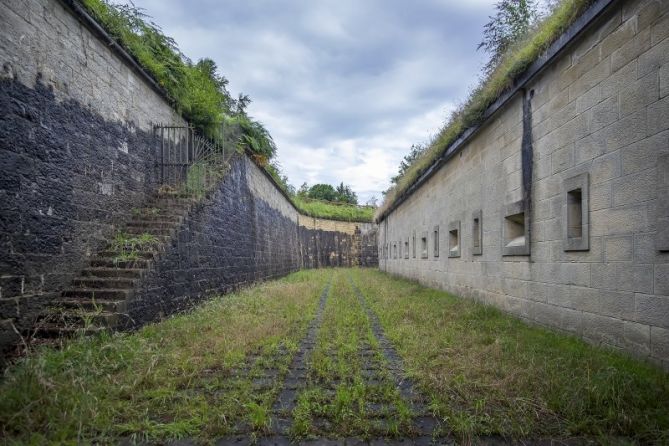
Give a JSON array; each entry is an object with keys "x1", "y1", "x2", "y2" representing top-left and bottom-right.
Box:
[{"x1": 133, "y1": 0, "x2": 498, "y2": 204}]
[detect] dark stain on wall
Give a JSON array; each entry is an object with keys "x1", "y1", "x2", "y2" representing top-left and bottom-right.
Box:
[{"x1": 0, "y1": 78, "x2": 159, "y2": 349}]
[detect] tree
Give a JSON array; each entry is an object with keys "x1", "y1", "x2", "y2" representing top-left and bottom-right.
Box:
[
  {"x1": 335, "y1": 182, "x2": 358, "y2": 204},
  {"x1": 390, "y1": 144, "x2": 427, "y2": 186},
  {"x1": 297, "y1": 182, "x2": 309, "y2": 197},
  {"x1": 478, "y1": 0, "x2": 538, "y2": 74},
  {"x1": 307, "y1": 184, "x2": 338, "y2": 202}
]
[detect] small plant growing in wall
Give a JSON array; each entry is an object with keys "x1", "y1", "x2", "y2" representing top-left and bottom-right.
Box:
[{"x1": 111, "y1": 232, "x2": 159, "y2": 263}]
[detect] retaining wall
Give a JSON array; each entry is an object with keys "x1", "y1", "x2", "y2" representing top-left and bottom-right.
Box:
[
  {"x1": 0, "y1": 0, "x2": 185, "y2": 349},
  {"x1": 0, "y1": 0, "x2": 378, "y2": 355},
  {"x1": 378, "y1": 0, "x2": 669, "y2": 368}
]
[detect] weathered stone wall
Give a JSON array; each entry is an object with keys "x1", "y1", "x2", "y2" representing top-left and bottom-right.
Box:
[
  {"x1": 0, "y1": 0, "x2": 377, "y2": 354},
  {"x1": 298, "y1": 217, "x2": 378, "y2": 268},
  {"x1": 127, "y1": 156, "x2": 302, "y2": 325},
  {"x1": 378, "y1": 0, "x2": 669, "y2": 368},
  {"x1": 0, "y1": 0, "x2": 185, "y2": 350}
]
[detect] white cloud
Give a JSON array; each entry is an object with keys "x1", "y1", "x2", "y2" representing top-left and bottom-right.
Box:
[{"x1": 133, "y1": 0, "x2": 496, "y2": 203}]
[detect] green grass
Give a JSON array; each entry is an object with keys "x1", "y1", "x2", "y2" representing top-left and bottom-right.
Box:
[
  {"x1": 377, "y1": 0, "x2": 595, "y2": 220},
  {"x1": 3, "y1": 268, "x2": 667, "y2": 443},
  {"x1": 0, "y1": 270, "x2": 328, "y2": 444},
  {"x1": 290, "y1": 272, "x2": 411, "y2": 439},
  {"x1": 350, "y1": 269, "x2": 669, "y2": 443},
  {"x1": 292, "y1": 196, "x2": 374, "y2": 223}
]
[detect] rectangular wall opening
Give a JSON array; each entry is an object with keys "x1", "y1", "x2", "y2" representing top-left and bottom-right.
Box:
[
  {"x1": 502, "y1": 201, "x2": 529, "y2": 256},
  {"x1": 567, "y1": 188, "x2": 583, "y2": 239},
  {"x1": 472, "y1": 210, "x2": 482, "y2": 256},
  {"x1": 448, "y1": 221, "x2": 460, "y2": 258},
  {"x1": 412, "y1": 231, "x2": 416, "y2": 258},
  {"x1": 563, "y1": 172, "x2": 589, "y2": 251},
  {"x1": 433, "y1": 226, "x2": 440, "y2": 258},
  {"x1": 421, "y1": 232, "x2": 428, "y2": 259},
  {"x1": 404, "y1": 239, "x2": 409, "y2": 259}
]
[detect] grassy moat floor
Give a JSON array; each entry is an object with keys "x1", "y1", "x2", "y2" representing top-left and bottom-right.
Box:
[{"x1": 1, "y1": 268, "x2": 668, "y2": 445}]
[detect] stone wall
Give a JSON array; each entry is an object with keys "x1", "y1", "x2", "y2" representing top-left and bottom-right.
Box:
[
  {"x1": 0, "y1": 0, "x2": 185, "y2": 349},
  {"x1": 378, "y1": 0, "x2": 669, "y2": 368},
  {"x1": 0, "y1": 0, "x2": 377, "y2": 354},
  {"x1": 127, "y1": 156, "x2": 303, "y2": 326},
  {"x1": 299, "y1": 217, "x2": 378, "y2": 268}
]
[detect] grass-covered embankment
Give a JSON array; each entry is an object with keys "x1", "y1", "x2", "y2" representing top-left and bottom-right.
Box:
[
  {"x1": 292, "y1": 196, "x2": 375, "y2": 223},
  {"x1": 350, "y1": 269, "x2": 669, "y2": 443}
]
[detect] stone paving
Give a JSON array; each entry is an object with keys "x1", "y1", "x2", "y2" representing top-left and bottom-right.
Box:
[{"x1": 213, "y1": 275, "x2": 445, "y2": 445}]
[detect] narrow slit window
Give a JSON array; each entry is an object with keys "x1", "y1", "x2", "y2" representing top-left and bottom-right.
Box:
[
  {"x1": 472, "y1": 210, "x2": 482, "y2": 256},
  {"x1": 567, "y1": 188, "x2": 583, "y2": 238},
  {"x1": 412, "y1": 231, "x2": 416, "y2": 258},
  {"x1": 421, "y1": 232, "x2": 428, "y2": 259},
  {"x1": 404, "y1": 239, "x2": 409, "y2": 259},
  {"x1": 563, "y1": 172, "x2": 589, "y2": 251},
  {"x1": 433, "y1": 226, "x2": 440, "y2": 258},
  {"x1": 448, "y1": 221, "x2": 460, "y2": 258}
]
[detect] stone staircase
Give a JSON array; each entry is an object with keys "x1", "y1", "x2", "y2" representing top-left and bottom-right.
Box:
[{"x1": 33, "y1": 193, "x2": 197, "y2": 340}]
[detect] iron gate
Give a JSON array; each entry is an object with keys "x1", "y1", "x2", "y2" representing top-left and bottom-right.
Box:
[{"x1": 154, "y1": 124, "x2": 230, "y2": 195}]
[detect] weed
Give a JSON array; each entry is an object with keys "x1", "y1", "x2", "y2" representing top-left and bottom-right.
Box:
[{"x1": 350, "y1": 268, "x2": 669, "y2": 443}]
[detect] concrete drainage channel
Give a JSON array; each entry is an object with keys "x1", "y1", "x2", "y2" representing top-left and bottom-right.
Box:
[{"x1": 211, "y1": 274, "x2": 445, "y2": 445}]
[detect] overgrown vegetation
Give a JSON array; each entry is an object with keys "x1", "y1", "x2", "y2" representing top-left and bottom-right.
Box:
[
  {"x1": 2, "y1": 269, "x2": 667, "y2": 443},
  {"x1": 0, "y1": 270, "x2": 327, "y2": 444},
  {"x1": 80, "y1": 0, "x2": 370, "y2": 221},
  {"x1": 110, "y1": 231, "x2": 159, "y2": 262},
  {"x1": 378, "y1": 0, "x2": 596, "y2": 220},
  {"x1": 350, "y1": 269, "x2": 669, "y2": 443},
  {"x1": 80, "y1": 0, "x2": 274, "y2": 159},
  {"x1": 291, "y1": 272, "x2": 412, "y2": 439},
  {"x1": 292, "y1": 196, "x2": 375, "y2": 222}
]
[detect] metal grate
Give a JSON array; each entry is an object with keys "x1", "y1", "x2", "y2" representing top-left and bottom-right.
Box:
[{"x1": 154, "y1": 125, "x2": 231, "y2": 196}]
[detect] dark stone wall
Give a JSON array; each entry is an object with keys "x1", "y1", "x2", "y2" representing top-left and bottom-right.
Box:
[
  {"x1": 299, "y1": 228, "x2": 355, "y2": 269},
  {"x1": 0, "y1": 78, "x2": 160, "y2": 348},
  {"x1": 126, "y1": 155, "x2": 303, "y2": 326},
  {"x1": 359, "y1": 227, "x2": 379, "y2": 267}
]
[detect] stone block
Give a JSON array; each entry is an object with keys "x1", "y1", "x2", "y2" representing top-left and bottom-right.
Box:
[
  {"x1": 635, "y1": 293, "x2": 669, "y2": 328},
  {"x1": 587, "y1": 96, "x2": 619, "y2": 133},
  {"x1": 656, "y1": 264, "x2": 669, "y2": 295},
  {"x1": 601, "y1": 59, "x2": 637, "y2": 99},
  {"x1": 591, "y1": 263, "x2": 654, "y2": 293},
  {"x1": 622, "y1": 320, "x2": 651, "y2": 356},
  {"x1": 647, "y1": 95, "x2": 669, "y2": 137},
  {"x1": 656, "y1": 154, "x2": 669, "y2": 251},
  {"x1": 650, "y1": 326, "x2": 669, "y2": 361},
  {"x1": 605, "y1": 235, "x2": 633, "y2": 261},
  {"x1": 581, "y1": 312, "x2": 625, "y2": 345},
  {"x1": 620, "y1": 70, "x2": 660, "y2": 117},
  {"x1": 621, "y1": 130, "x2": 669, "y2": 175},
  {"x1": 612, "y1": 28, "x2": 651, "y2": 73},
  {"x1": 612, "y1": 168, "x2": 656, "y2": 207},
  {"x1": 638, "y1": 34, "x2": 669, "y2": 78}
]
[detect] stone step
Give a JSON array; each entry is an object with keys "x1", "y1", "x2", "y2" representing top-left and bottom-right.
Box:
[
  {"x1": 123, "y1": 226, "x2": 174, "y2": 237},
  {"x1": 125, "y1": 221, "x2": 176, "y2": 229},
  {"x1": 53, "y1": 298, "x2": 126, "y2": 312},
  {"x1": 130, "y1": 214, "x2": 182, "y2": 223},
  {"x1": 98, "y1": 250, "x2": 155, "y2": 260},
  {"x1": 34, "y1": 323, "x2": 108, "y2": 339},
  {"x1": 72, "y1": 277, "x2": 135, "y2": 289},
  {"x1": 89, "y1": 258, "x2": 150, "y2": 269},
  {"x1": 81, "y1": 267, "x2": 144, "y2": 279},
  {"x1": 62, "y1": 288, "x2": 131, "y2": 300}
]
